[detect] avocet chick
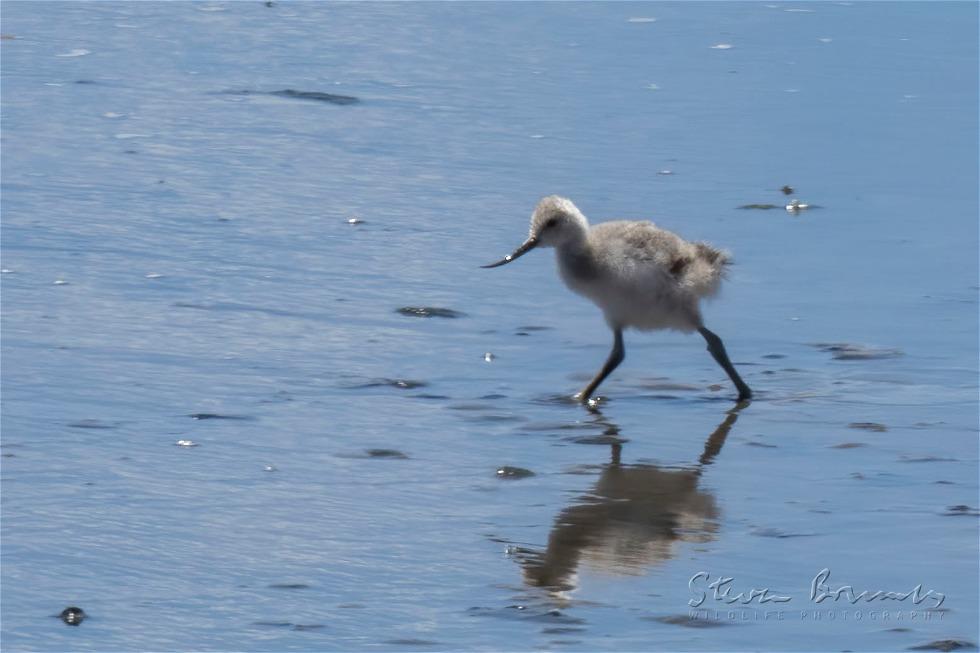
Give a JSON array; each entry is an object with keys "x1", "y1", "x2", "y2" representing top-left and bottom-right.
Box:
[{"x1": 483, "y1": 196, "x2": 752, "y2": 403}]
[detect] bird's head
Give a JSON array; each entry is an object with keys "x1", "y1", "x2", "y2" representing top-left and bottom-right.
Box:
[{"x1": 482, "y1": 196, "x2": 589, "y2": 268}]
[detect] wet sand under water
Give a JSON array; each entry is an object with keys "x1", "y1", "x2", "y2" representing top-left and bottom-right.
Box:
[{"x1": 1, "y1": 2, "x2": 977, "y2": 651}]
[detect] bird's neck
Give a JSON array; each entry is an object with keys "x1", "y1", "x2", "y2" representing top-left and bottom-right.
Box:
[
  {"x1": 555, "y1": 227, "x2": 589, "y2": 254},
  {"x1": 555, "y1": 236, "x2": 597, "y2": 282}
]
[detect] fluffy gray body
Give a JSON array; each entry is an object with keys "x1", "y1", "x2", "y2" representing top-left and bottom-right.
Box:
[
  {"x1": 483, "y1": 195, "x2": 751, "y2": 402},
  {"x1": 550, "y1": 213, "x2": 729, "y2": 332}
]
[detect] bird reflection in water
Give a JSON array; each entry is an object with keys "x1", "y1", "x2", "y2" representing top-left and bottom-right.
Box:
[{"x1": 516, "y1": 406, "x2": 743, "y2": 593}]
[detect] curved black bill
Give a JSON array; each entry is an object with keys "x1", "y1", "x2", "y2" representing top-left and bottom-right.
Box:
[{"x1": 481, "y1": 237, "x2": 538, "y2": 268}]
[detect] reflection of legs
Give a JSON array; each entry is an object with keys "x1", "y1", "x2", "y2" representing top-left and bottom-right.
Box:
[
  {"x1": 610, "y1": 442, "x2": 622, "y2": 466},
  {"x1": 576, "y1": 328, "x2": 624, "y2": 402},
  {"x1": 698, "y1": 407, "x2": 742, "y2": 466},
  {"x1": 698, "y1": 326, "x2": 752, "y2": 401}
]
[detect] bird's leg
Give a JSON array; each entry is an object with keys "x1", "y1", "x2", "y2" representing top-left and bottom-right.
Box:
[
  {"x1": 575, "y1": 328, "x2": 624, "y2": 402},
  {"x1": 698, "y1": 326, "x2": 752, "y2": 401}
]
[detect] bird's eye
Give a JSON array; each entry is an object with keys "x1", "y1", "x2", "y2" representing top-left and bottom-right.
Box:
[{"x1": 544, "y1": 218, "x2": 558, "y2": 229}]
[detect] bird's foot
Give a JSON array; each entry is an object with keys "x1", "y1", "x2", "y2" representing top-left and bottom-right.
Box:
[{"x1": 574, "y1": 391, "x2": 605, "y2": 410}]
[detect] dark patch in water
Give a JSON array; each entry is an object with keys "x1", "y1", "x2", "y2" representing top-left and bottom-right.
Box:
[
  {"x1": 464, "y1": 413, "x2": 527, "y2": 423},
  {"x1": 781, "y1": 185, "x2": 795, "y2": 195},
  {"x1": 562, "y1": 464, "x2": 603, "y2": 476},
  {"x1": 480, "y1": 393, "x2": 508, "y2": 400},
  {"x1": 542, "y1": 627, "x2": 586, "y2": 634},
  {"x1": 466, "y1": 605, "x2": 584, "y2": 625},
  {"x1": 908, "y1": 640, "x2": 977, "y2": 652},
  {"x1": 260, "y1": 390, "x2": 294, "y2": 404},
  {"x1": 268, "y1": 583, "x2": 310, "y2": 590},
  {"x1": 351, "y1": 378, "x2": 428, "y2": 390},
  {"x1": 496, "y1": 466, "x2": 535, "y2": 479},
  {"x1": 409, "y1": 393, "x2": 450, "y2": 400},
  {"x1": 566, "y1": 434, "x2": 628, "y2": 445},
  {"x1": 532, "y1": 393, "x2": 585, "y2": 406},
  {"x1": 385, "y1": 638, "x2": 441, "y2": 646},
  {"x1": 396, "y1": 306, "x2": 467, "y2": 319},
  {"x1": 271, "y1": 89, "x2": 358, "y2": 104},
  {"x1": 912, "y1": 421, "x2": 947, "y2": 429},
  {"x1": 738, "y1": 203, "x2": 782, "y2": 210},
  {"x1": 762, "y1": 353, "x2": 786, "y2": 359},
  {"x1": 221, "y1": 88, "x2": 359, "y2": 105},
  {"x1": 810, "y1": 342, "x2": 904, "y2": 360},
  {"x1": 189, "y1": 413, "x2": 255, "y2": 421},
  {"x1": 645, "y1": 614, "x2": 732, "y2": 628},
  {"x1": 746, "y1": 441, "x2": 778, "y2": 448},
  {"x1": 252, "y1": 620, "x2": 325, "y2": 632},
  {"x1": 448, "y1": 402, "x2": 492, "y2": 411},
  {"x1": 849, "y1": 422, "x2": 888, "y2": 432},
  {"x1": 67, "y1": 419, "x2": 117, "y2": 430},
  {"x1": 313, "y1": 448, "x2": 399, "y2": 460},
  {"x1": 942, "y1": 505, "x2": 979, "y2": 517},
  {"x1": 59, "y1": 606, "x2": 85, "y2": 626},
  {"x1": 522, "y1": 421, "x2": 596, "y2": 432},
  {"x1": 366, "y1": 449, "x2": 409, "y2": 459},
  {"x1": 830, "y1": 442, "x2": 867, "y2": 449},
  {"x1": 517, "y1": 325, "x2": 554, "y2": 331},
  {"x1": 750, "y1": 527, "x2": 818, "y2": 539},
  {"x1": 899, "y1": 455, "x2": 956, "y2": 463},
  {"x1": 521, "y1": 607, "x2": 586, "y2": 625}
]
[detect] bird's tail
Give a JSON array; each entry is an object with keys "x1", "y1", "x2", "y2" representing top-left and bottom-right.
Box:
[{"x1": 685, "y1": 242, "x2": 731, "y2": 298}]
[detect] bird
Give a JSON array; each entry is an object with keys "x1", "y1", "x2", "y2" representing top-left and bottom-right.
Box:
[{"x1": 482, "y1": 195, "x2": 752, "y2": 403}]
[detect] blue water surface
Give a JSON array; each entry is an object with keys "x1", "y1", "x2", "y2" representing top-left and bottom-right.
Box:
[{"x1": 2, "y1": 2, "x2": 977, "y2": 651}]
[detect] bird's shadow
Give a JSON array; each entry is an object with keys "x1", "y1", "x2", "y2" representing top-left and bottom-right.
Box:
[{"x1": 508, "y1": 404, "x2": 744, "y2": 595}]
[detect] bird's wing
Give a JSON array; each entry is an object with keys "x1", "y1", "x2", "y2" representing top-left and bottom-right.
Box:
[{"x1": 592, "y1": 221, "x2": 687, "y2": 270}]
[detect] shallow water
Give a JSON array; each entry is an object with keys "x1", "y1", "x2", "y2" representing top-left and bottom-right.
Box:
[{"x1": 2, "y1": 2, "x2": 977, "y2": 651}]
